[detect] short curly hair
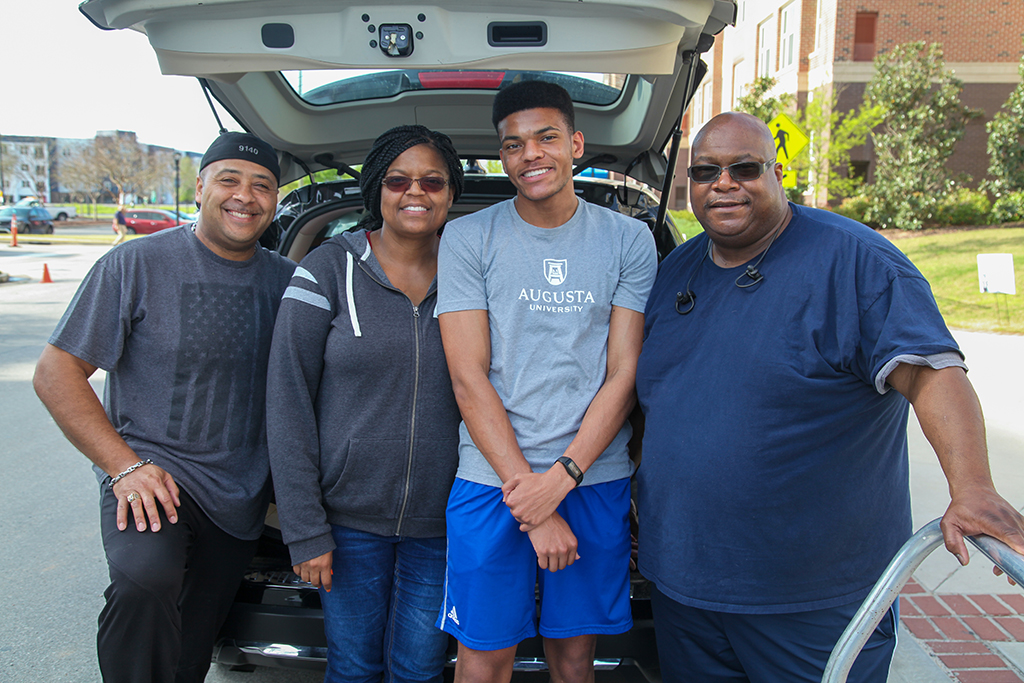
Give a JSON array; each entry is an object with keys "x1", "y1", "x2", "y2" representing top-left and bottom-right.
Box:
[
  {"x1": 492, "y1": 80, "x2": 575, "y2": 133},
  {"x1": 358, "y1": 125, "x2": 464, "y2": 230}
]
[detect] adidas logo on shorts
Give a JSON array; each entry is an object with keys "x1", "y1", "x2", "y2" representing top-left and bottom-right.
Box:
[{"x1": 447, "y1": 605, "x2": 460, "y2": 626}]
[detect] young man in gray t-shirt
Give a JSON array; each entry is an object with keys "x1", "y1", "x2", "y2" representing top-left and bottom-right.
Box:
[
  {"x1": 34, "y1": 133, "x2": 295, "y2": 683},
  {"x1": 436, "y1": 81, "x2": 656, "y2": 683}
]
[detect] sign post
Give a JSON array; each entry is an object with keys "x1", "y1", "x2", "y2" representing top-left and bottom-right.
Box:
[{"x1": 977, "y1": 253, "x2": 1016, "y2": 326}]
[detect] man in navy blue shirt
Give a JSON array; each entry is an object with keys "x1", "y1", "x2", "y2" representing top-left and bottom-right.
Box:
[{"x1": 636, "y1": 111, "x2": 1024, "y2": 682}]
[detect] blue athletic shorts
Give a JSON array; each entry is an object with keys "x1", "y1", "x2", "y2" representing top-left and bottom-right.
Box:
[
  {"x1": 651, "y1": 584, "x2": 899, "y2": 683},
  {"x1": 437, "y1": 477, "x2": 633, "y2": 650}
]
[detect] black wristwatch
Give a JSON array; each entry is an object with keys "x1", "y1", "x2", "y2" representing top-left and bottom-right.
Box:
[{"x1": 556, "y1": 456, "x2": 584, "y2": 487}]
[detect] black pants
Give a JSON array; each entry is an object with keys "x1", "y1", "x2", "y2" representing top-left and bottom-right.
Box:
[{"x1": 97, "y1": 484, "x2": 257, "y2": 683}]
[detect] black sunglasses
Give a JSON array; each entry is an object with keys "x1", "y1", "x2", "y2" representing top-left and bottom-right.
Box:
[
  {"x1": 687, "y1": 159, "x2": 777, "y2": 184},
  {"x1": 381, "y1": 175, "x2": 449, "y2": 193}
]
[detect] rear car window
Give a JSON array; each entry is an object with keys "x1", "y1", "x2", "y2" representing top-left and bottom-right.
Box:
[{"x1": 283, "y1": 69, "x2": 624, "y2": 106}]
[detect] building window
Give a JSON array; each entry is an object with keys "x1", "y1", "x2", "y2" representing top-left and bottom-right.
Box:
[
  {"x1": 702, "y1": 82, "x2": 713, "y2": 122},
  {"x1": 36, "y1": 165, "x2": 45, "y2": 175},
  {"x1": 780, "y1": 4, "x2": 796, "y2": 69},
  {"x1": 758, "y1": 18, "x2": 776, "y2": 77},
  {"x1": 693, "y1": 86, "x2": 705, "y2": 126},
  {"x1": 21, "y1": 164, "x2": 29, "y2": 172},
  {"x1": 732, "y1": 61, "x2": 746, "y2": 107},
  {"x1": 34, "y1": 146, "x2": 43, "y2": 158},
  {"x1": 854, "y1": 12, "x2": 877, "y2": 61}
]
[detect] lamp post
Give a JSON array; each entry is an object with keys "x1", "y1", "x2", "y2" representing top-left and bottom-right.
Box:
[{"x1": 173, "y1": 152, "x2": 182, "y2": 221}]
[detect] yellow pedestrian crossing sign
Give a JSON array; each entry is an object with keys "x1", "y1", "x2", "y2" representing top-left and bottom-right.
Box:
[
  {"x1": 767, "y1": 113, "x2": 808, "y2": 167},
  {"x1": 782, "y1": 170, "x2": 798, "y2": 188}
]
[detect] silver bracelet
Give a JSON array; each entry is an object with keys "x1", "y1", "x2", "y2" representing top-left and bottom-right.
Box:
[{"x1": 109, "y1": 459, "x2": 154, "y2": 488}]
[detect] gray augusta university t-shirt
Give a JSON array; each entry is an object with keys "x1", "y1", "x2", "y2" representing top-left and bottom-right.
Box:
[
  {"x1": 49, "y1": 226, "x2": 296, "y2": 539},
  {"x1": 437, "y1": 196, "x2": 657, "y2": 488}
]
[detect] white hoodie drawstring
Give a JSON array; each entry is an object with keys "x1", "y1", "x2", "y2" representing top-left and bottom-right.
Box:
[{"x1": 345, "y1": 250, "x2": 362, "y2": 337}]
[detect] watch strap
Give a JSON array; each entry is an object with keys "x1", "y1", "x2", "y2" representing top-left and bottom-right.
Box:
[{"x1": 556, "y1": 456, "x2": 584, "y2": 487}]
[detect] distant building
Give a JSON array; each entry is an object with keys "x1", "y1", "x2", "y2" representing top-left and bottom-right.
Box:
[
  {"x1": 668, "y1": 0, "x2": 1024, "y2": 209},
  {"x1": 0, "y1": 135, "x2": 53, "y2": 203},
  {"x1": 0, "y1": 132, "x2": 201, "y2": 205}
]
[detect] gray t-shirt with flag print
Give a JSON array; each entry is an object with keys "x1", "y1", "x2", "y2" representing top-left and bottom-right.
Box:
[{"x1": 49, "y1": 226, "x2": 295, "y2": 539}]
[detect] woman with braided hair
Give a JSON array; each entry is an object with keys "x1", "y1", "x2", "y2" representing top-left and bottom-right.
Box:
[{"x1": 267, "y1": 124, "x2": 465, "y2": 682}]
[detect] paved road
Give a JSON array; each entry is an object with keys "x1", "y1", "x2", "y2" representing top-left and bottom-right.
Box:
[{"x1": 1, "y1": 242, "x2": 1020, "y2": 682}]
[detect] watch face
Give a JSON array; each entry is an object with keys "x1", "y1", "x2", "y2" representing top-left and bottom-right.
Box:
[{"x1": 559, "y1": 456, "x2": 583, "y2": 484}]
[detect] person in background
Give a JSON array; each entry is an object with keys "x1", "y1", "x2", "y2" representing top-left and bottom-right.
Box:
[
  {"x1": 111, "y1": 203, "x2": 128, "y2": 245},
  {"x1": 267, "y1": 125, "x2": 465, "y2": 683}
]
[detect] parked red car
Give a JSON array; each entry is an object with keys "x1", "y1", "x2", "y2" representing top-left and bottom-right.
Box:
[{"x1": 118, "y1": 209, "x2": 189, "y2": 235}]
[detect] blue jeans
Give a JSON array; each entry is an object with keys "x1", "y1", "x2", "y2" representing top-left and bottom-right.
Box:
[{"x1": 321, "y1": 525, "x2": 448, "y2": 683}]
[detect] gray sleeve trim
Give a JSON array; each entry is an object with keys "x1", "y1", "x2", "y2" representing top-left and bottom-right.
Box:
[
  {"x1": 282, "y1": 286, "x2": 331, "y2": 312},
  {"x1": 875, "y1": 351, "x2": 967, "y2": 394}
]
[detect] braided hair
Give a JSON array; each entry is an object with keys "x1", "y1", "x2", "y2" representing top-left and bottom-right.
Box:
[{"x1": 358, "y1": 125, "x2": 464, "y2": 231}]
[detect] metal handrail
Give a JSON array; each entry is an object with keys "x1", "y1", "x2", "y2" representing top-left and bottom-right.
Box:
[{"x1": 822, "y1": 518, "x2": 1024, "y2": 683}]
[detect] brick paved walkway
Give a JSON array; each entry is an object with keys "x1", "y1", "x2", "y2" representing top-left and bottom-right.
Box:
[{"x1": 901, "y1": 578, "x2": 1024, "y2": 681}]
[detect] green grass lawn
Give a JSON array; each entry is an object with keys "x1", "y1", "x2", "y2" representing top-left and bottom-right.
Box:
[{"x1": 885, "y1": 228, "x2": 1024, "y2": 335}]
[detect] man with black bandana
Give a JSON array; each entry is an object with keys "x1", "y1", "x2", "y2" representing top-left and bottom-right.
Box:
[{"x1": 34, "y1": 132, "x2": 296, "y2": 683}]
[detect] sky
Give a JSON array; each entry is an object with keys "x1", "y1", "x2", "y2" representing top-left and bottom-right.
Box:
[{"x1": 1, "y1": 0, "x2": 241, "y2": 154}]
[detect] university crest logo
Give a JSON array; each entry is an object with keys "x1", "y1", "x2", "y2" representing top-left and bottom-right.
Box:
[{"x1": 543, "y1": 259, "x2": 568, "y2": 286}]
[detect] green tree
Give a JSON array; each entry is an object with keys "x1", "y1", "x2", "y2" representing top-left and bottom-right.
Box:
[
  {"x1": 177, "y1": 155, "x2": 197, "y2": 204},
  {"x1": 57, "y1": 141, "x2": 106, "y2": 218},
  {"x1": 986, "y1": 49, "x2": 1024, "y2": 195},
  {"x1": 864, "y1": 42, "x2": 980, "y2": 230},
  {"x1": 92, "y1": 132, "x2": 158, "y2": 203},
  {"x1": 795, "y1": 86, "x2": 883, "y2": 206},
  {"x1": 735, "y1": 76, "x2": 794, "y2": 123}
]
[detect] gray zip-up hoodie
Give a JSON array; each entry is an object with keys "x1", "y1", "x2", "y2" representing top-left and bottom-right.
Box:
[{"x1": 267, "y1": 230, "x2": 461, "y2": 566}]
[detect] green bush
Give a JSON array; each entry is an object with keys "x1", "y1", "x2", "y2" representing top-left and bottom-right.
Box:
[
  {"x1": 991, "y1": 191, "x2": 1024, "y2": 224},
  {"x1": 930, "y1": 188, "x2": 991, "y2": 226},
  {"x1": 835, "y1": 196, "x2": 872, "y2": 224}
]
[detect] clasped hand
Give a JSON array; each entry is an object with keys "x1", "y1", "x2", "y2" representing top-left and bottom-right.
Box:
[
  {"x1": 503, "y1": 470, "x2": 579, "y2": 571},
  {"x1": 112, "y1": 462, "x2": 180, "y2": 532},
  {"x1": 502, "y1": 469, "x2": 575, "y2": 532}
]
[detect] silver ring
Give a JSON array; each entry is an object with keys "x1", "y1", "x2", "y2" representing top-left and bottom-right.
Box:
[{"x1": 126, "y1": 492, "x2": 140, "y2": 504}]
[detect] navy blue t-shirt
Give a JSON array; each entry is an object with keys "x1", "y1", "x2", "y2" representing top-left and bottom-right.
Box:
[{"x1": 635, "y1": 204, "x2": 960, "y2": 613}]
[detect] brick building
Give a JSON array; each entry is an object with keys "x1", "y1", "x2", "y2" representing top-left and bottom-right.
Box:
[{"x1": 669, "y1": 0, "x2": 1024, "y2": 209}]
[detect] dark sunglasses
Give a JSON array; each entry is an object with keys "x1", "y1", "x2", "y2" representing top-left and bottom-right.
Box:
[
  {"x1": 687, "y1": 159, "x2": 776, "y2": 184},
  {"x1": 381, "y1": 175, "x2": 449, "y2": 193}
]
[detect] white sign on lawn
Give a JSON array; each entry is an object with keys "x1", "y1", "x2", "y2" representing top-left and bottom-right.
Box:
[{"x1": 977, "y1": 253, "x2": 1016, "y2": 295}]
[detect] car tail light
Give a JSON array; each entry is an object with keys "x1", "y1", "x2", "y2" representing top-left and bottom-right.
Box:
[{"x1": 417, "y1": 71, "x2": 506, "y2": 89}]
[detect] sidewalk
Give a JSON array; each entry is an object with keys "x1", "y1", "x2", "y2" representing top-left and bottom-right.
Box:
[{"x1": 890, "y1": 329, "x2": 1024, "y2": 682}]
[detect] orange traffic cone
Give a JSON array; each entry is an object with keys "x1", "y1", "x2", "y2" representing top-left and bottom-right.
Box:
[
  {"x1": 9, "y1": 222, "x2": 18, "y2": 248},
  {"x1": 41, "y1": 263, "x2": 53, "y2": 283}
]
